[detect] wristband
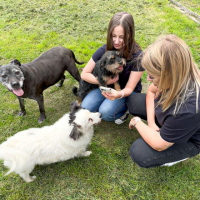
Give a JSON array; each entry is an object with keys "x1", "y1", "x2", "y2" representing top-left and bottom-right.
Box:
[
  {"x1": 118, "y1": 91, "x2": 124, "y2": 99},
  {"x1": 131, "y1": 117, "x2": 141, "y2": 127}
]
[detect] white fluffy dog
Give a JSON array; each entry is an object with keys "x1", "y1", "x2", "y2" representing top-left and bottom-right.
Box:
[{"x1": 0, "y1": 101, "x2": 102, "y2": 182}]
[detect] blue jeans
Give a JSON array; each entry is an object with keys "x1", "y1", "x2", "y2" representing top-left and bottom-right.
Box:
[{"x1": 81, "y1": 88, "x2": 135, "y2": 121}]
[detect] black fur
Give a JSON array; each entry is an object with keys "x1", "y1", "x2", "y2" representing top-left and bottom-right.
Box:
[
  {"x1": 0, "y1": 46, "x2": 84, "y2": 123},
  {"x1": 10, "y1": 59, "x2": 21, "y2": 66},
  {"x1": 69, "y1": 101, "x2": 83, "y2": 124},
  {"x1": 72, "y1": 50, "x2": 126, "y2": 101},
  {"x1": 69, "y1": 101, "x2": 84, "y2": 140},
  {"x1": 69, "y1": 123, "x2": 83, "y2": 141}
]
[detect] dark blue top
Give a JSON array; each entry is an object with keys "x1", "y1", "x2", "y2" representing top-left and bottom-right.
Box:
[
  {"x1": 92, "y1": 45, "x2": 144, "y2": 93},
  {"x1": 155, "y1": 93, "x2": 200, "y2": 146}
]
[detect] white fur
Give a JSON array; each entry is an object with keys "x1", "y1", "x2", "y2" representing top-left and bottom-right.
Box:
[
  {"x1": 5, "y1": 79, "x2": 23, "y2": 90},
  {"x1": 0, "y1": 108, "x2": 101, "y2": 182}
]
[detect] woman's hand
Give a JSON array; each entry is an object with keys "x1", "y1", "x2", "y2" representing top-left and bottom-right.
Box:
[
  {"x1": 148, "y1": 122, "x2": 160, "y2": 132},
  {"x1": 129, "y1": 118, "x2": 160, "y2": 132},
  {"x1": 129, "y1": 117, "x2": 143, "y2": 129},
  {"x1": 106, "y1": 75, "x2": 119, "y2": 86},
  {"x1": 101, "y1": 88, "x2": 122, "y2": 101},
  {"x1": 129, "y1": 118, "x2": 137, "y2": 129}
]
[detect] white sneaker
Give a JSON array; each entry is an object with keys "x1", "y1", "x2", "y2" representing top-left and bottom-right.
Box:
[
  {"x1": 161, "y1": 158, "x2": 188, "y2": 167},
  {"x1": 115, "y1": 110, "x2": 129, "y2": 125}
]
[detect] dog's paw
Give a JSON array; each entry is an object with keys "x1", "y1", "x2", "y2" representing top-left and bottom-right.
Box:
[
  {"x1": 24, "y1": 175, "x2": 36, "y2": 183},
  {"x1": 31, "y1": 175, "x2": 36, "y2": 180},
  {"x1": 83, "y1": 151, "x2": 92, "y2": 157},
  {"x1": 38, "y1": 115, "x2": 46, "y2": 123},
  {"x1": 26, "y1": 176, "x2": 36, "y2": 183},
  {"x1": 56, "y1": 82, "x2": 62, "y2": 87},
  {"x1": 18, "y1": 111, "x2": 26, "y2": 116}
]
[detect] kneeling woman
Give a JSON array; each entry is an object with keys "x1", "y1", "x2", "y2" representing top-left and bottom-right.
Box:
[{"x1": 127, "y1": 34, "x2": 200, "y2": 168}]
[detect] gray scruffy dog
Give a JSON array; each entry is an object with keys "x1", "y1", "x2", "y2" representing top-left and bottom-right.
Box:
[
  {"x1": 0, "y1": 46, "x2": 83, "y2": 123},
  {"x1": 72, "y1": 51, "x2": 126, "y2": 103}
]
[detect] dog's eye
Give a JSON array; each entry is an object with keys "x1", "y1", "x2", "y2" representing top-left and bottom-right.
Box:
[
  {"x1": 15, "y1": 71, "x2": 20, "y2": 75},
  {"x1": 1, "y1": 75, "x2": 7, "y2": 78},
  {"x1": 89, "y1": 118, "x2": 93, "y2": 122}
]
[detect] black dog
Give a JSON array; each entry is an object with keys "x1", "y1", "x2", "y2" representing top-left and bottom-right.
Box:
[
  {"x1": 0, "y1": 46, "x2": 83, "y2": 123},
  {"x1": 72, "y1": 51, "x2": 126, "y2": 102}
]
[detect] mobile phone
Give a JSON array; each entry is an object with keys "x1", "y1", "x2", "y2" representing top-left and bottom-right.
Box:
[{"x1": 99, "y1": 86, "x2": 112, "y2": 94}]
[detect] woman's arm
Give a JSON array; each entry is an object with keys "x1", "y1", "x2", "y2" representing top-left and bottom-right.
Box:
[
  {"x1": 123, "y1": 71, "x2": 144, "y2": 96},
  {"x1": 81, "y1": 58, "x2": 99, "y2": 84},
  {"x1": 129, "y1": 118, "x2": 174, "y2": 151},
  {"x1": 146, "y1": 84, "x2": 160, "y2": 131},
  {"x1": 128, "y1": 84, "x2": 174, "y2": 151},
  {"x1": 103, "y1": 71, "x2": 144, "y2": 100}
]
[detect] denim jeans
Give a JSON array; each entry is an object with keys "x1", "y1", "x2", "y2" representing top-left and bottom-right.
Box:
[
  {"x1": 81, "y1": 88, "x2": 133, "y2": 121},
  {"x1": 127, "y1": 93, "x2": 200, "y2": 168}
]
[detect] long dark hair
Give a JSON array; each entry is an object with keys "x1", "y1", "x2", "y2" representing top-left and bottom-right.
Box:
[{"x1": 106, "y1": 12, "x2": 141, "y2": 60}]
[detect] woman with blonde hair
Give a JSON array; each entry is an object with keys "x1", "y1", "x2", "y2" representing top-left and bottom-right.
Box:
[{"x1": 127, "y1": 34, "x2": 200, "y2": 168}]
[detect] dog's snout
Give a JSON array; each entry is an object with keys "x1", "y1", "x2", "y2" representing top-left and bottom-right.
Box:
[
  {"x1": 11, "y1": 81, "x2": 20, "y2": 88},
  {"x1": 120, "y1": 59, "x2": 126, "y2": 65},
  {"x1": 99, "y1": 113, "x2": 102, "y2": 118}
]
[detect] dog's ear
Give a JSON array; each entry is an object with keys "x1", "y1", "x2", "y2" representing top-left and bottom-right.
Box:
[
  {"x1": 69, "y1": 124, "x2": 83, "y2": 140},
  {"x1": 70, "y1": 101, "x2": 80, "y2": 113},
  {"x1": 100, "y1": 56, "x2": 107, "y2": 68},
  {"x1": 10, "y1": 59, "x2": 21, "y2": 66},
  {"x1": 69, "y1": 101, "x2": 82, "y2": 124}
]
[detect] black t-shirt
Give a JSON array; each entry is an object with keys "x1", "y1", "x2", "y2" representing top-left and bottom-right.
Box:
[
  {"x1": 92, "y1": 45, "x2": 144, "y2": 93},
  {"x1": 155, "y1": 93, "x2": 200, "y2": 146}
]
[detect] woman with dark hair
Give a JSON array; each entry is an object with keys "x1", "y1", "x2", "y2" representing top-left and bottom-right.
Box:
[
  {"x1": 127, "y1": 34, "x2": 200, "y2": 168},
  {"x1": 81, "y1": 12, "x2": 144, "y2": 123}
]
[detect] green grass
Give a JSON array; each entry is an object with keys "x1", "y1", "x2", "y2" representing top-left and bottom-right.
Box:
[{"x1": 0, "y1": 0, "x2": 200, "y2": 199}]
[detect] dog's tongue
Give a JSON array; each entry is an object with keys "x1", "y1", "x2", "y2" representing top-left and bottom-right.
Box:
[
  {"x1": 118, "y1": 66, "x2": 123, "y2": 71},
  {"x1": 13, "y1": 89, "x2": 24, "y2": 96}
]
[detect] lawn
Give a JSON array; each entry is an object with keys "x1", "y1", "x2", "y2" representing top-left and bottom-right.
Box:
[{"x1": 0, "y1": 0, "x2": 200, "y2": 199}]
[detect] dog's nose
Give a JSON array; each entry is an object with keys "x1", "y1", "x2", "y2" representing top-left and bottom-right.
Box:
[
  {"x1": 99, "y1": 113, "x2": 102, "y2": 118},
  {"x1": 11, "y1": 82, "x2": 20, "y2": 88}
]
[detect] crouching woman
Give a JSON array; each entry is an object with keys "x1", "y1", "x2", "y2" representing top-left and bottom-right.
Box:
[{"x1": 127, "y1": 34, "x2": 200, "y2": 168}]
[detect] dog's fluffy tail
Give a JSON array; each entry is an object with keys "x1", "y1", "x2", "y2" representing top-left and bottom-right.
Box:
[
  {"x1": 72, "y1": 86, "x2": 78, "y2": 96},
  {"x1": 72, "y1": 86, "x2": 82, "y2": 105},
  {"x1": 0, "y1": 147, "x2": 29, "y2": 176},
  {"x1": 70, "y1": 50, "x2": 84, "y2": 65}
]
